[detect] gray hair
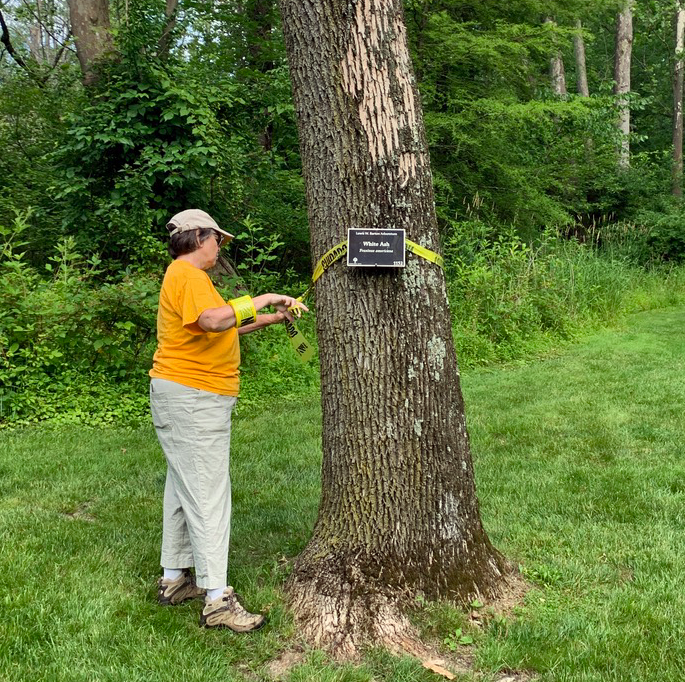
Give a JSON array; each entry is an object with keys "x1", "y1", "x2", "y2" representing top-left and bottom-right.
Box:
[{"x1": 169, "y1": 228, "x2": 217, "y2": 259}]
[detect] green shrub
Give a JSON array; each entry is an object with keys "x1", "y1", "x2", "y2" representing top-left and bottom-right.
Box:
[
  {"x1": 445, "y1": 219, "x2": 685, "y2": 366},
  {"x1": 0, "y1": 209, "x2": 318, "y2": 428},
  {"x1": 0, "y1": 212, "x2": 158, "y2": 426}
]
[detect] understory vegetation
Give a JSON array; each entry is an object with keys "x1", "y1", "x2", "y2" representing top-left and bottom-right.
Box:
[{"x1": 2, "y1": 204, "x2": 685, "y2": 427}]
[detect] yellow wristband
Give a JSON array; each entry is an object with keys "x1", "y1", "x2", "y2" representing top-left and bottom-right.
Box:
[{"x1": 228, "y1": 295, "x2": 257, "y2": 328}]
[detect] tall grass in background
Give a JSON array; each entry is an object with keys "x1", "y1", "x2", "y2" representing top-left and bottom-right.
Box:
[
  {"x1": 3, "y1": 207, "x2": 685, "y2": 427},
  {"x1": 445, "y1": 217, "x2": 685, "y2": 367}
]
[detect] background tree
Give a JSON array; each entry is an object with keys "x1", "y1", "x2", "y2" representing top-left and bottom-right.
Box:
[
  {"x1": 674, "y1": 1, "x2": 685, "y2": 197},
  {"x1": 278, "y1": 0, "x2": 510, "y2": 656},
  {"x1": 614, "y1": 0, "x2": 633, "y2": 169},
  {"x1": 546, "y1": 17, "x2": 567, "y2": 97},
  {"x1": 67, "y1": 0, "x2": 112, "y2": 84},
  {"x1": 574, "y1": 18, "x2": 590, "y2": 97}
]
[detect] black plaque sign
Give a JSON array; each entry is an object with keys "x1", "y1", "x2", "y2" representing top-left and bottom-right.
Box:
[{"x1": 347, "y1": 229, "x2": 406, "y2": 268}]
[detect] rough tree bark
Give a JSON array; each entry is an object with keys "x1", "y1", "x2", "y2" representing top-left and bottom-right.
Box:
[
  {"x1": 614, "y1": 0, "x2": 633, "y2": 169},
  {"x1": 278, "y1": 0, "x2": 510, "y2": 658},
  {"x1": 545, "y1": 18, "x2": 567, "y2": 97},
  {"x1": 574, "y1": 19, "x2": 589, "y2": 97},
  {"x1": 674, "y1": 3, "x2": 685, "y2": 197},
  {"x1": 67, "y1": 0, "x2": 112, "y2": 85}
]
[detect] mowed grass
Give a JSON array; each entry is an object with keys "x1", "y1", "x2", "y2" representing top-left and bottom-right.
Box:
[
  {"x1": 1, "y1": 307, "x2": 685, "y2": 681},
  {"x1": 466, "y1": 307, "x2": 685, "y2": 681}
]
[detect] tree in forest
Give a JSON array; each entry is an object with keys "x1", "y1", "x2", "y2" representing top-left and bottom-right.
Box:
[
  {"x1": 278, "y1": 0, "x2": 510, "y2": 657},
  {"x1": 545, "y1": 17, "x2": 567, "y2": 96},
  {"x1": 674, "y1": 1, "x2": 685, "y2": 197},
  {"x1": 0, "y1": 0, "x2": 73, "y2": 82},
  {"x1": 615, "y1": 0, "x2": 633, "y2": 168},
  {"x1": 574, "y1": 19, "x2": 589, "y2": 97},
  {"x1": 67, "y1": 0, "x2": 112, "y2": 84}
]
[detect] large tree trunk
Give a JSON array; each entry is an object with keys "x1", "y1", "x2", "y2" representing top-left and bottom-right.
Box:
[
  {"x1": 614, "y1": 1, "x2": 633, "y2": 169},
  {"x1": 278, "y1": 0, "x2": 509, "y2": 658},
  {"x1": 574, "y1": 19, "x2": 589, "y2": 97},
  {"x1": 674, "y1": 3, "x2": 685, "y2": 197},
  {"x1": 67, "y1": 0, "x2": 112, "y2": 85}
]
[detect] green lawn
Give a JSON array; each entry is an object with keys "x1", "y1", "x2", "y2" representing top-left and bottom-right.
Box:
[{"x1": 2, "y1": 308, "x2": 685, "y2": 681}]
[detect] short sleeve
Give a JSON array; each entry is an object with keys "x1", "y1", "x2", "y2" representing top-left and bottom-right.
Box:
[{"x1": 179, "y1": 273, "x2": 220, "y2": 335}]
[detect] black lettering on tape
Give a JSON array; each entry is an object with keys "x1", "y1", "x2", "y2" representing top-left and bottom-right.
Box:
[{"x1": 285, "y1": 321, "x2": 298, "y2": 338}]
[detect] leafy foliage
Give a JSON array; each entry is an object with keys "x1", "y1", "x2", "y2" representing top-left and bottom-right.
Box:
[
  {"x1": 444, "y1": 216, "x2": 685, "y2": 366},
  {"x1": 52, "y1": 58, "x2": 251, "y2": 268},
  {"x1": 0, "y1": 211, "x2": 157, "y2": 425}
]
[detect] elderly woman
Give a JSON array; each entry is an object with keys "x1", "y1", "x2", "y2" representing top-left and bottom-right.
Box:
[{"x1": 149, "y1": 209, "x2": 307, "y2": 631}]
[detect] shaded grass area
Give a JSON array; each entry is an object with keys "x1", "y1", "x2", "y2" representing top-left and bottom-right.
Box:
[{"x1": 2, "y1": 307, "x2": 685, "y2": 680}]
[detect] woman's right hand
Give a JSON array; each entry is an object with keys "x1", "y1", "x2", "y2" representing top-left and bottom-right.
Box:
[{"x1": 271, "y1": 294, "x2": 309, "y2": 320}]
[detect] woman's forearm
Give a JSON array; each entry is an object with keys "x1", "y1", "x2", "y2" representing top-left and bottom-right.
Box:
[
  {"x1": 197, "y1": 293, "x2": 305, "y2": 333},
  {"x1": 237, "y1": 313, "x2": 283, "y2": 335}
]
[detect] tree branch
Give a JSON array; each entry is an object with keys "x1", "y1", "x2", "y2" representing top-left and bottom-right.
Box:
[
  {"x1": 0, "y1": 7, "x2": 73, "y2": 86},
  {"x1": 20, "y1": 0, "x2": 77, "y2": 54},
  {"x1": 0, "y1": 7, "x2": 31, "y2": 70},
  {"x1": 48, "y1": 29, "x2": 71, "y2": 70}
]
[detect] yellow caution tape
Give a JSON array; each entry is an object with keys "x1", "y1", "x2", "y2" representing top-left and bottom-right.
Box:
[
  {"x1": 406, "y1": 239, "x2": 445, "y2": 268},
  {"x1": 283, "y1": 318, "x2": 315, "y2": 362},
  {"x1": 310, "y1": 237, "x2": 442, "y2": 287},
  {"x1": 284, "y1": 235, "x2": 443, "y2": 362},
  {"x1": 312, "y1": 242, "x2": 348, "y2": 284}
]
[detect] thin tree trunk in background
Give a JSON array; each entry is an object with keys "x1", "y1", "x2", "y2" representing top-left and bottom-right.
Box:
[
  {"x1": 29, "y1": 23, "x2": 43, "y2": 60},
  {"x1": 157, "y1": 0, "x2": 179, "y2": 60},
  {"x1": 674, "y1": 3, "x2": 685, "y2": 197},
  {"x1": 246, "y1": 0, "x2": 276, "y2": 151},
  {"x1": 574, "y1": 19, "x2": 589, "y2": 97},
  {"x1": 546, "y1": 17, "x2": 567, "y2": 96},
  {"x1": 279, "y1": 0, "x2": 510, "y2": 658},
  {"x1": 67, "y1": 0, "x2": 112, "y2": 85},
  {"x1": 615, "y1": 1, "x2": 633, "y2": 169},
  {"x1": 28, "y1": 0, "x2": 44, "y2": 62}
]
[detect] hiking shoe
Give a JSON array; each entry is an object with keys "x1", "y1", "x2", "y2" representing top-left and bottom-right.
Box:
[
  {"x1": 200, "y1": 586, "x2": 266, "y2": 632},
  {"x1": 157, "y1": 569, "x2": 205, "y2": 606}
]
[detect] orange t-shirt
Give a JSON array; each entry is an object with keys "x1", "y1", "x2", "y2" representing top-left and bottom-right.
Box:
[{"x1": 149, "y1": 259, "x2": 240, "y2": 396}]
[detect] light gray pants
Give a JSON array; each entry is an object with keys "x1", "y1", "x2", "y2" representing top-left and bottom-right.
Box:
[{"x1": 150, "y1": 378, "x2": 237, "y2": 589}]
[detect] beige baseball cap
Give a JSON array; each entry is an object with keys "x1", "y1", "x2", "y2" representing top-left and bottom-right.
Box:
[{"x1": 166, "y1": 209, "x2": 234, "y2": 246}]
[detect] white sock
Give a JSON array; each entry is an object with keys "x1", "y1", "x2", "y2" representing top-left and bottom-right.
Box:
[
  {"x1": 163, "y1": 568, "x2": 183, "y2": 581},
  {"x1": 207, "y1": 587, "x2": 226, "y2": 601}
]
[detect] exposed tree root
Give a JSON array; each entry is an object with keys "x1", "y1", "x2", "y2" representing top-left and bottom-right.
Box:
[
  {"x1": 289, "y1": 572, "x2": 421, "y2": 659},
  {"x1": 287, "y1": 564, "x2": 526, "y2": 674}
]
